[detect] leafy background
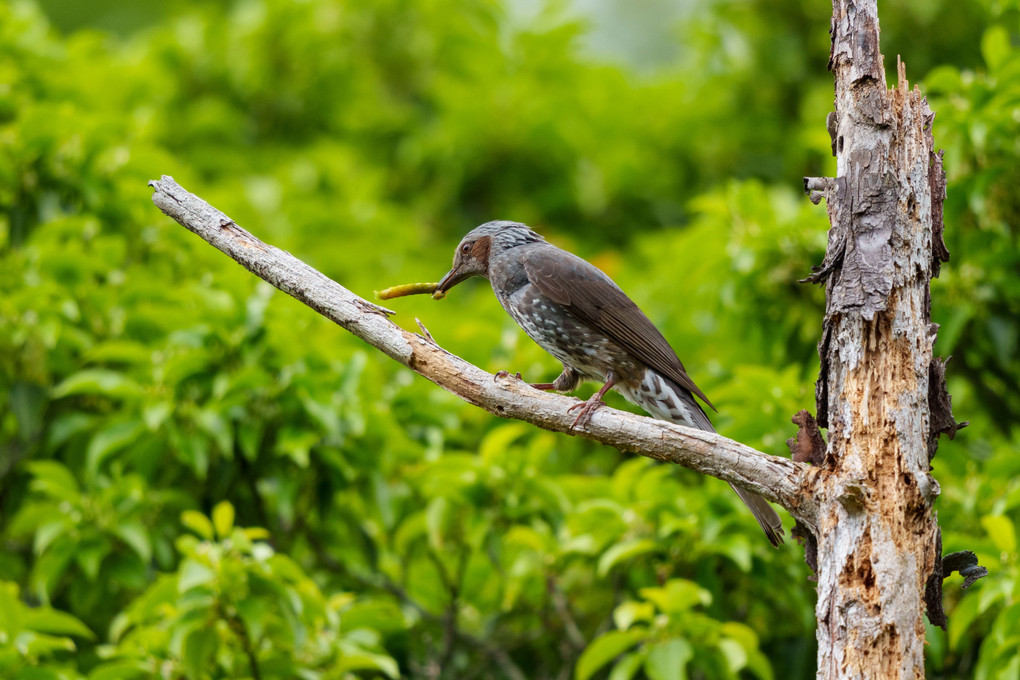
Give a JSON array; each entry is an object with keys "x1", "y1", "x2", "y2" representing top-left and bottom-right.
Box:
[{"x1": 1, "y1": 0, "x2": 1018, "y2": 678}]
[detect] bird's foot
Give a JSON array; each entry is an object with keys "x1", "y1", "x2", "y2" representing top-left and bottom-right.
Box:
[
  {"x1": 567, "y1": 396, "x2": 603, "y2": 432},
  {"x1": 529, "y1": 382, "x2": 556, "y2": 391},
  {"x1": 494, "y1": 370, "x2": 523, "y2": 381}
]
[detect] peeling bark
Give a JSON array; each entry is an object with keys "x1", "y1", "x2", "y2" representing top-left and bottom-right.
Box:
[
  {"x1": 927, "y1": 356, "x2": 965, "y2": 460},
  {"x1": 788, "y1": 410, "x2": 827, "y2": 466},
  {"x1": 803, "y1": 1, "x2": 956, "y2": 677}
]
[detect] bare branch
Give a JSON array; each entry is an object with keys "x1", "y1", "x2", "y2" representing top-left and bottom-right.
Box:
[{"x1": 149, "y1": 175, "x2": 815, "y2": 522}]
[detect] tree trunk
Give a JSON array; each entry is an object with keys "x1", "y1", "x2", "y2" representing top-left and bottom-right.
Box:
[{"x1": 803, "y1": 1, "x2": 953, "y2": 677}]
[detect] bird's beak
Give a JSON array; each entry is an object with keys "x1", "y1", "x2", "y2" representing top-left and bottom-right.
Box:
[{"x1": 435, "y1": 266, "x2": 471, "y2": 294}]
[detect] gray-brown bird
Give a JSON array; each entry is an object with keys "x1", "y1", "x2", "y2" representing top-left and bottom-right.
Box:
[{"x1": 435, "y1": 221, "x2": 784, "y2": 546}]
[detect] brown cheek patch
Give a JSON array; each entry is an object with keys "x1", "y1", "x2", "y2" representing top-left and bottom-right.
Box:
[{"x1": 471, "y1": 235, "x2": 492, "y2": 265}]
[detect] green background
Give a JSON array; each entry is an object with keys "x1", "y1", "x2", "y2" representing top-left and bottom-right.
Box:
[{"x1": 1, "y1": 0, "x2": 1018, "y2": 678}]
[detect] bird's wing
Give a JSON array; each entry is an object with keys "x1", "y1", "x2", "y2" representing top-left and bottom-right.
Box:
[{"x1": 522, "y1": 247, "x2": 715, "y2": 410}]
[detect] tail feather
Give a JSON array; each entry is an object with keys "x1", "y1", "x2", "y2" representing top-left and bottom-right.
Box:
[
  {"x1": 728, "y1": 483, "x2": 785, "y2": 547},
  {"x1": 619, "y1": 370, "x2": 785, "y2": 547}
]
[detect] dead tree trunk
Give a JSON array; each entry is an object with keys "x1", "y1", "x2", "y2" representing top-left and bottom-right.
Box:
[{"x1": 802, "y1": 1, "x2": 957, "y2": 677}]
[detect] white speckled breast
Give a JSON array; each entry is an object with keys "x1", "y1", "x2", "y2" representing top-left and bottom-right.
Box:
[{"x1": 498, "y1": 283, "x2": 642, "y2": 384}]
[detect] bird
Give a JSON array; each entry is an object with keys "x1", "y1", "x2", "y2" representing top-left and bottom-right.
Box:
[{"x1": 434, "y1": 220, "x2": 784, "y2": 547}]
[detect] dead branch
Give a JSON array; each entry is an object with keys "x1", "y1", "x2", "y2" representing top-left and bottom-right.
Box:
[{"x1": 149, "y1": 175, "x2": 815, "y2": 523}]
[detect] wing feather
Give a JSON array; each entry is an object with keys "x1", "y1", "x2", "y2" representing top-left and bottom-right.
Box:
[{"x1": 522, "y1": 248, "x2": 715, "y2": 410}]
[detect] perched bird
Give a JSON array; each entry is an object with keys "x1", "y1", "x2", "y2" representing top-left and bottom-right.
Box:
[{"x1": 435, "y1": 220, "x2": 784, "y2": 546}]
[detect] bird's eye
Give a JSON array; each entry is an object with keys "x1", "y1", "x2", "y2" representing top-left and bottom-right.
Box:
[{"x1": 461, "y1": 243, "x2": 472, "y2": 254}]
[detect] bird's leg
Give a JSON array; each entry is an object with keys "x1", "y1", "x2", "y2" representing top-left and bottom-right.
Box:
[
  {"x1": 567, "y1": 373, "x2": 616, "y2": 431},
  {"x1": 531, "y1": 366, "x2": 580, "y2": 392}
]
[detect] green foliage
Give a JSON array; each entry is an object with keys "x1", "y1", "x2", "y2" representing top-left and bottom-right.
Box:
[
  {"x1": 0, "y1": 0, "x2": 1018, "y2": 678},
  {"x1": 576, "y1": 580, "x2": 772, "y2": 680},
  {"x1": 0, "y1": 579, "x2": 93, "y2": 679},
  {"x1": 89, "y1": 502, "x2": 399, "y2": 680}
]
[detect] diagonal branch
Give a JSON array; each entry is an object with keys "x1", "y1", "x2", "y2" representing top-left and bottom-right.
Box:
[{"x1": 148, "y1": 176, "x2": 816, "y2": 523}]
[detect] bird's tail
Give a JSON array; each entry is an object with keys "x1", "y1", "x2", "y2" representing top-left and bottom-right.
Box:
[
  {"x1": 620, "y1": 370, "x2": 785, "y2": 547},
  {"x1": 727, "y1": 482, "x2": 785, "y2": 547}
]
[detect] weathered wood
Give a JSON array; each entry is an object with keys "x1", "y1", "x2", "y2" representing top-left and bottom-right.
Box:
[
  {"x1": 148, "y1": 175, "x2": 815, "y2": 522},
  {"x1": 802, "y1": 1, "x2": 957, "y2": 677}
]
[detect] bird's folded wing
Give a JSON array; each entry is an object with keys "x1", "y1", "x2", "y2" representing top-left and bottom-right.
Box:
[{"x1": 522, "y1": 248, "x2": 715, "y2": 410}]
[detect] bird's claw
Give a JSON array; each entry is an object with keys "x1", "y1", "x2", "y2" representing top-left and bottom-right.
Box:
[
  {"x1": 494, "y1": 370, "x2": 523, "y2": 381},
  {"x1": 567, "y1": 398, "x2": 602, "y2": 432}
]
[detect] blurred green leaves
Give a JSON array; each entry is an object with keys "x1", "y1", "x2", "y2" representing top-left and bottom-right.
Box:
[
  {"x1": 0, "y1": 580, "x2": 94, "y2": 679},
  {"x1": 1, "y1": 0, "x2": 1018, "y2": 678},
  {"x1": 87, "y1": 502, "x2": 400, "y2": 680}
]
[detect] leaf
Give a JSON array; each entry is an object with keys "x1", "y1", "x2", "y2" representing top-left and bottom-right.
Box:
[
  {"x1": 33, "y1": 521, "x2": 69, "y2": 557},
  {"x1": 575, "y1": 629, "x2": 646, "y2": 680},
  {"x1": 610, "y1": 457, "x2": 654, "y2": 502},
  {"x1": 181, "y1": 511, "x2": 214, "y2": 540},
  {"x1": 949, "y1": 590, "x2": 982, "y2": 650},
  {"x1": 24, "y1": 607, "x2": 95, "y2": 639},
  {"x1": 598, "y1": 539, "x2": 658, "y2": 577},
  {"x1": 11, "y1": 381, "x2": 47, "y2": 442},
  {"x1": 926, "y1": 619, "x2": 947, "y2": 673},
  {"x1": 713, "y1": 533, "x2": 752, "y2": 573},
  {"x1": 26, "y1": 461, "x2": 80, "y2": 502},
  {"x1": 426, "y1": 497, "x2": 449, "y2": 551},
  {"x1": 243, "y1": 527, "x2": 270, "y2": 541},
  {"x1": 31, "y1": 537, "x2": 77, "y2": 602},
  {"x1": 608, "y1": 651, "x2": 646, "y2": 680},
  {"x1": 182, "y1": 625, "x2": 218, "y2": 678},
  {"x1": 113, "y1": 522, "x2": 152, "y2": 563},
  {"x1": 142, "y1": 401, "x2": 173, "y2": 430},
  {"x1": 0, "y1": 581, "x2": 25, "y2": 633},
  {"x1": 639, "y1": 579, "x2": 712, "y2": 614},
  {"x1": 924, "y1": 65, "x2": 964, "y2": 95},
  {"x1": 981, "y1": 25, "x2": 1011, "y2": 71},
  {"x1": 14, "y1": 666, "x2": 65, "y2": 680},
  {"x1": 744, "y1": 648, "x2": 775, "y2": 680},
  {"x1": 46, "y1": 413, "x2": 95, "y2": 449},
  {"x1": 178, "y1": 559, "x2": 216, "y2": 593},
  {"x1": 236, "y1": 597, "x2": 271, "y2": 642},
  {"x1": 644, "y1": 638, "x2": 693, "y2": 680},
  {"x1": 340, "y1": 601, "x2": 409, "y2": 636},
  {"x1": 276, "y1": 426, "x2": 318, "y2": 468},
  {"x1": 76, "y1": 538, "x2": 109, "y2": 580},
  {"x1": 981, "y1": 514, "x2": 1017, "y2": 554},
  {"x1": 87, "y1": 660, "x2": 150, "y2": 680},
  {"x1": 719, "y1": 621, "x2": 759, "y2": 651},
  {"x1": 212, "y1": 501, "x2": 235, "y2": 539},
  {"x1": 51, "y1": 369, "x2": 141, "y2": 399},
  {"x1": 371, "y1": 470, "x2": 395, "y2": 529},
  {"x1": 336, "y1": 649, "x2": 400, "y2": 679},
  {"x1": 613, "y1": 601, "x2": 655, "y2": 631},
  {"x1": 85, "y1": 339, "x2": 152, "y2": 365},
  {"x1": 717, "y1": 638, "x2": 747, "y2": 673},
  {"x1": 24, "y1": 630, "x2": 77, "y2": 656},
  {"x1": 479, "y1": 423, "x2": 528, "y2": 464},
  {"x1": 86, "y1": 420, "x2": 144, "y2": 478},
  {"x1": 194, "y1": 408, "x2": 232, "y2": 456}
]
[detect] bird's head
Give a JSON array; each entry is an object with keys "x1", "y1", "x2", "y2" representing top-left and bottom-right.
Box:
[{"x1": 435, "y1": 221, "x2": 543, "y2": 294}]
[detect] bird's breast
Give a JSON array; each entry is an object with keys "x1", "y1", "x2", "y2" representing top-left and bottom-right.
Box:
[{"x1": 500, "y1": 284, "x2": 641, "y2": 382}]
